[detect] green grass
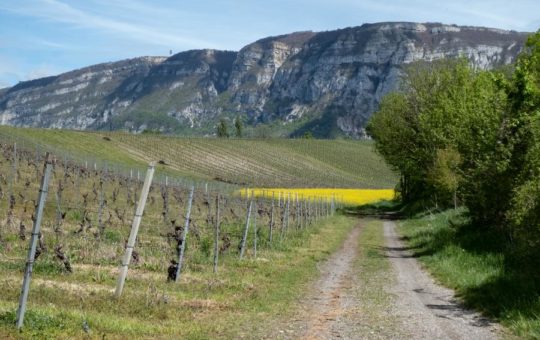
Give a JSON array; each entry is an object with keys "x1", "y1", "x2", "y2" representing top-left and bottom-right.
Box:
[
  {"x1": 0, "y1": 126, "x2": 396, "y2": 188},
  {"x1": 399, "y1": 209, "x2": 540, "y2": 338},
  {"x1": 0, "y1": 215, "x2": 357, "y2": 338}
]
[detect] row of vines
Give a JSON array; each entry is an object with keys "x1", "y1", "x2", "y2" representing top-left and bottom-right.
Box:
[{"x1": 0, "y1": 141, "x2": 338, "y2": 293}]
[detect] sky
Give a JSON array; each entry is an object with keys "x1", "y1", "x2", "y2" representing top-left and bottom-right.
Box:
[{"x1": 0, "y1": 0, "x2": 539, "y2": 88}]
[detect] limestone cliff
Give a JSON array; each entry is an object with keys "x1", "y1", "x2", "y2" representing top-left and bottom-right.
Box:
[{"x1": 0, "y1": 22, "x2": 528, "y2": 137}]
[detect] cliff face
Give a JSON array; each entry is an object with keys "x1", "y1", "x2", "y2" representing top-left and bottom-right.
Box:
[
  {"x1": 0, "y1": 22, "x2": 528, "y2": 137},
  {"x1": 264, "y1": 23, "x2": 525, "y2": 136},
  {"x1": 0, "y1": 57, "x2": 166, "y2": 129}
]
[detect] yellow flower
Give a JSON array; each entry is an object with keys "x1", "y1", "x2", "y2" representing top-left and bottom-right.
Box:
[{"x1": 239, "y1": 188, "x2": 394, "y2": 205}]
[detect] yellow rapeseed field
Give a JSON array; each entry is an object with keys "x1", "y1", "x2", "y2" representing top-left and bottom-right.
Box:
[{"x1": 239, "y1": 188, "x2": 395, "y2": 206}]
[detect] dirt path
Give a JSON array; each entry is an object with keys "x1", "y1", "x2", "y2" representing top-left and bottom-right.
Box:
[
  {"x1": 273, "y1": 220, "x2": 503, "y2": 340},
  {"x1": 301, "y1": 225, "x2": 362, "y2": 339},
  {"x1": 277, "y1": 224, "x2": 364, "y2": 339},
  {"x1": 384, "y1": 220, "x2": 501, "y2": 340}
]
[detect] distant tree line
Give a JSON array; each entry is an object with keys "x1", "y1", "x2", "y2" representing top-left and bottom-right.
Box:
[
  {"x1": 368, "y1": 31, "x2": 540, "y2": 250},
  {"x1": 217, "y1": 116, "x2": 243, "y2": 138}
]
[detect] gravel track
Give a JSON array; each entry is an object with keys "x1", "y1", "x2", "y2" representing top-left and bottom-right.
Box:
[
  {"x1": 272, "y1": 220, "x2": 504, "y2": 340},
  {"x1": 384, "y1": 220, "x2": 501, "y2": 340}
]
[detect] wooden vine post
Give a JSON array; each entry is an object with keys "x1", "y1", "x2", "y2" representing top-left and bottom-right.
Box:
[
  {"x1": 314, "y1": 197, "x2": 318, "y2": 222},
  {"x1": 205, "y1": 182, "x2": 211, "y2": 228},
  {"x1": 162, "y1": 177, "x2": 169, "y2": 224},
  {"x1": 13, "y1": 142, "x2": 18, "y2": 183},
  {"x1": 54, "y1": 181, "x2": 64, "y2": 235},
  {"x1": 239, "y1": 191, "x2": 253, "y2": 259},
  {"x1": 253, "y1": 198, "x2": 258, "y2": 258},
  {"x1": 279, "y1": 192, "x2": 288, "y2": 241},
  {"x1": 8, "y1": 143, "x2": 16, "y2": 199},
  {"x1": 305, "y1": 197, "x2": 309, "y2": 226},
  {"x1": 74, "y1": 167, "x2": 81, "y2": 210},
  {"x1": 97, "y1": 179, "x2": 105, "y2": 237},
  {"x1": 16, "y1": 153, "x2": 53, "y2": 329},
  {"x1": 327, "y1": 198, "x2": 330, "y2": 217},
  {"x1": 115, "y1": 161, "x2": 155, "y2": 298},
  {"x1": 312, "y1": 197, "x2": 316, "y2": 225},
  {"x1": 299, "y1": 197, "x2": 304, "y2": 229},
  {"x1": 311, "y1": 197, "x2": 315, "y2": 223},
  {"x1": 174, "y1": 186, "x2": 195, "y2": 282},
  {"x1": 213, "y1": 194, "x2": 220, "y2": 274},
  {"x1": 34, "y1": 147, "x2": 41, "y2": 181},
  {"x1": 295, "y1": 193, "x2": 300, "y2": 228},
  {"x1": 286, "y1": 193, "x2": 291, "y2": 231},
  {"x1": 269, "y1": 192, "x2": 275, "y2": 244}
]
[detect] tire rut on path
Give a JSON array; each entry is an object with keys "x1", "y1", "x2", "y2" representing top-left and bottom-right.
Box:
[
  {"x1": 272, "y1": 224, "x2": 363, "y2": 339},
  {"x1": 384, "y1": 220, "x2": 502, "y2": 340},
  {"x1": 301, "y1": 225, "x2": 362, "y2": 339}
]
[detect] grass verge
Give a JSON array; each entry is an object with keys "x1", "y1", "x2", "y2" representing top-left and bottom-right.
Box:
[
  {"x1": 0, "y1": 215, "x2": 357, "y2": 339},
  {"x1": 399, "y1": 209, "x2": 540, "y2": 338}
]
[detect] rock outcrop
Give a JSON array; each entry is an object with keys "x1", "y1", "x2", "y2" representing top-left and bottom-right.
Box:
[{"x1": 0, "y1": 22, "x2": 529, "y2": 137}]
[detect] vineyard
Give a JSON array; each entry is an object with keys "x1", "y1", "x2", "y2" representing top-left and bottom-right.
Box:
[
  {"x1": 0, "y1": 136, "x2": 367, "y2": 338},
  {"x1": 0, "y1": 126, "x2": 397, "y2": 188}
]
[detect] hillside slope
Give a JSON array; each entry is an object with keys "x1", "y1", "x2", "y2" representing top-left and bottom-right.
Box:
[
  {"x1": 0, "y1": 126, "x2": 396, "y2": 188},
  {"x1": 0, "y1": 22, "x2": 528, "y2": 138}
]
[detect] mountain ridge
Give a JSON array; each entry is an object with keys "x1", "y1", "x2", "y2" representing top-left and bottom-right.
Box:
[{"x1": 0, "y1": 22, "x2": 530, "y2": 137}]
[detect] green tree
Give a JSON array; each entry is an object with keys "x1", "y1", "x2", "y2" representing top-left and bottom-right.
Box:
[
  {"x1": 369, "y1": 29, "x2": 540, "y2": 252},
  {"x1": 368, "y1": 58, "x2": 507, "y2": 210},
  {"x1": 463, "y1": 31, "x2": 540, "y2": 229},
  {"x1": 428, "y1": 147, "x2": 461, "y2": 209},
  {"x1": 302, "y1": 131, "x2": 314, "y2": 139},
  {"x1": 505, "y1": 31, "x2": 540, "y2": 246},
  {"x1": 234, "y1": 116, "x2": 243, "y2": 138},
  {"x1": 366, "y1": 92, "x2": 424, "y2": 202},
  {"x1": 217, "y1": 118, "x2": 229, "y2": 138}
]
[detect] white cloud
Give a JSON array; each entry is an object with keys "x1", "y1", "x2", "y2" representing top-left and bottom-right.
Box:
[
  {"x1": 320, "y1": 0, "x2": 538, "y2": 31},
  {"x1": 0, "y1": 80, "x2": 12, "y2": 89},
  {"x1": 0, "y1": 56, "x2": 24, "y2": 85},
  {"x1": 31, "y1": 38, "x2": 71, "y2": 49},
  {"x1": 441, "y1": 2, "x2": 525, "y2": 30},
  {"x1": 0, "y1": 0, "x2": 222, "y2": 49},
  {"x1": 0, "y1": 56, "x2": 64, "y2": 86},
  {"x1": 24, "y1": 64, "x2": 62, "y2": 81}
]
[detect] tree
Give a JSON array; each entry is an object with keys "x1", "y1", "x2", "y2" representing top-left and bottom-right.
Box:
[
  {"x1": 217, "y1": 118, "x2": 229, "y2": 138},
  {"x1": 368, "y1": 30, "x2": 540, "y2": 252},
  {"x1": 505, "y1": 31, "x2": 540, "y2": 246},
  {"x1": 234, "y1": 116, "x2": 243, "y2": 138},
  {"x1": 428, "y1": 147, "x2": 461, "y2": 209},
  {"x1": 302, "y1": 131, "x2": 314, "y2": 139},
  {"x1": 366, "y1": 92, "x2": 425, "y2": 202},
  {"x1": 462, "y1": 31, "x2": 540, "y2": 229},
  {"x1": 368, "y1": 58, "x2": 506, "y2": 209}
]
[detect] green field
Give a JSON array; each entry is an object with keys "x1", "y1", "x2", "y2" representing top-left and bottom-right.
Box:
[{"x1": 0, "y1": 126, "x2": 396, "y2": 189}]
